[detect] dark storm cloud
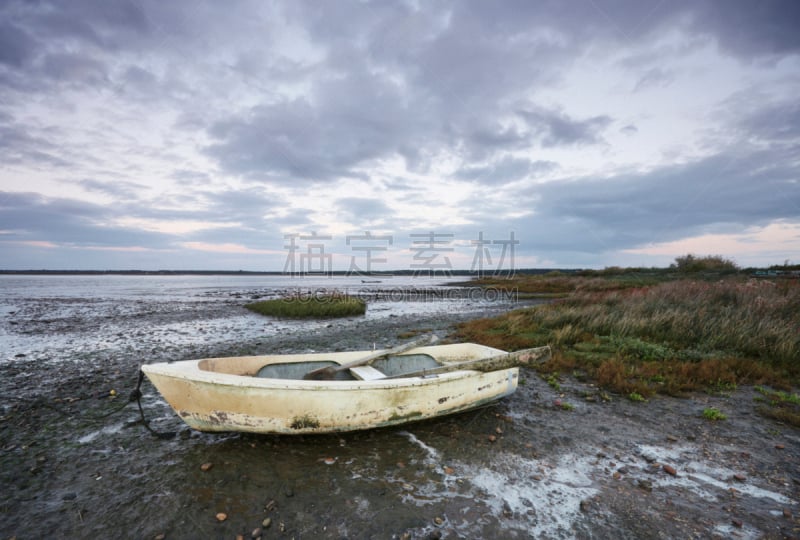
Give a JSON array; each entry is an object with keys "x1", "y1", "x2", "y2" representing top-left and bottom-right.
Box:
[
  {"x1": 71, "y1": 178, "x2": 148, "y2": 200},
  {"x1": 0, "y1": 0, "x2": 798, "y2": 269},
  {"x1": 456, "y1": 157, "x2": 558, "y2": 185},
  {"x1": 689, "y1": 0, "x2": 800, "y2": 58},
  {"x1": 335, "y1": 197, "x2": 393, "y2": 223},
  {"x1": 0, "y1": 123, "x2": 70, "y2": 168},
  {"x1": 518, "y1": 107, "x2": 613, "y2": 148},
  {"x1": 0, "y1": 191, "x2": 167, "y2": 247},
  {"x1": 0, "y1": 21, "x2": 38, "y2": 68},
  {"x1": 506, "y1": 149, "x2": 800, "y2": 255}
]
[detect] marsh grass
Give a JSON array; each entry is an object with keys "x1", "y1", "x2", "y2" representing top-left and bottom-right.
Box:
[
  {"x1": 456, "y1": 276, "x2": 800, "y2": 398},
  {"x1": 245, "y1": 294, "x2": 366, "y2": 319},
  {"x1": 753, "y1": 386, "x2": 800, "y2": 427}
]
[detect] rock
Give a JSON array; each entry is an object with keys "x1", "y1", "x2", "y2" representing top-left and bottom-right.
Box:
[
  {"x1": 775, "y1": 444, "x2": 785, "y2": 450},
  {"x1": 495, "y1": 427, "x2": 503, "y2": 434},
  {"x1": 733, "y1": 473, "x2": 746, "y2": 482},
  {"x1": 215, "y1": 512, "x2": 227, "y2": 522},
  {"x1": 200, "y1": 462, "x2": 213, "y2": 472},
  {"x1": 443, "y1": 466, "x2": 454, "y2": 475},
  {"x1": 262, "y1": 517, "x2": 272, "y2": 528},
  {"x1": 783, "y1": 508, "x2": 792, "y2": 519},
  {"x1": 251, "y1": 527, "x2": 262, "y2": 537},
  {"x1": 264, "y1": 499, "x2": 276, "y2": 512},
  {"x1": 731, "y1": 518, "x2": 743, "y2": 528},
  {"x1": 428, "y1": 530, "x2": 442, "y2": 540},
  {"x1": 433, "y1": 516, "x2": 444, "y2": 526},
  {"x1": 638, "y1": 479, "x2": 653, "y2": 492},
  {"x1": 154, "y1": 534, "x2": 165, "y2": 540},
  {"x1": 488, "y1": 435, "x2": 497, "y2": 443},
  {"x1": 662, "y1": 464, "x2": 677, "y2": 476}
]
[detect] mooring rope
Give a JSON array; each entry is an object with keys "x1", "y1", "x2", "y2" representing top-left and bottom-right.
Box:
[
  {"x1": 133, "y1": 368, "x2": 176, "y2": 439},
  {"x1": 3, "y1": 368, "x2": 176, "y2": 439}
]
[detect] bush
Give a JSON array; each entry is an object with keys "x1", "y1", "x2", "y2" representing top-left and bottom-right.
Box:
[{"x1": 672, "y1": 254, "x2": 738, "y2": 273}]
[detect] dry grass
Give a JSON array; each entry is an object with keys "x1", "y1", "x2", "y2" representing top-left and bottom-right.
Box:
[{"x1": 456, "y1": 276, "x2": 800, "y2": 397}]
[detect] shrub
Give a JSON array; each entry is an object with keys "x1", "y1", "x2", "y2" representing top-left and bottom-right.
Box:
[{"x1": 672, "y1": 254, "x2": 738, "y2": 273}]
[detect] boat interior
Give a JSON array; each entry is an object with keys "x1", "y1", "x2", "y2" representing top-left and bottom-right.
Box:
[{"x1": 253, "y1": 353, "x2": 442, "y2": 381}]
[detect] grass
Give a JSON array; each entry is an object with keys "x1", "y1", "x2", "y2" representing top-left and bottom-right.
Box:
[
  {"x1": 753, "y1": 386, "x2": 800, "y2": 427},
  {"x1": 702, "y1": 407, "x2": 727, "y2": 421},
  {"x1": 455, "y1": 272, "x2": 800, "y2": 403},
  {"x1": 245, "y1": 294, "x2": 366, "y2": 319}
]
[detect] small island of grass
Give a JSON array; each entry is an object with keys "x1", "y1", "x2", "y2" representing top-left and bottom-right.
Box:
[{"x1": 245, "y1": 294, "x2": 366, "y2": 319}]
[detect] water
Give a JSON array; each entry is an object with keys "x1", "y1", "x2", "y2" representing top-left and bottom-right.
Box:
[{"x1": 0, "y1": 274, "x2": 510, "y2": 363}]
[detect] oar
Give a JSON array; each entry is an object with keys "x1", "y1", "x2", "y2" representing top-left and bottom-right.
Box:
[
  {"x1": 382, "y1": 345, "x2": 551, "y2": 379},
  {"x1": 302, "y1": 334, "x2": 439, "y2": 380}
]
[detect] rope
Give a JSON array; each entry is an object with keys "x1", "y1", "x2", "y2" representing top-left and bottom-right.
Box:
[
  {"x1": 3, "y1": 368, "x2": 176, "y2": 439},
  {"x1": 133, "y1": 368, "x2": 176, "y2": 439}
]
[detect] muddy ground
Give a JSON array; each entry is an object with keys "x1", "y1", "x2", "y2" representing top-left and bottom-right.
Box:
[{"x1": 1, "y1": 310, "x2": 799, "y2": 539}]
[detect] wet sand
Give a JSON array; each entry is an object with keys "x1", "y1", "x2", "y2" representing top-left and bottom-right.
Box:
[{"x1": 1, "y1": 287, "x2": 799, "y2": 539}]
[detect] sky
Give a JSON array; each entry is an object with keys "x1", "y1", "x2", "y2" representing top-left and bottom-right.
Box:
[{"x1": 0, "y1": 0, "x2": 799, "y2": 272}]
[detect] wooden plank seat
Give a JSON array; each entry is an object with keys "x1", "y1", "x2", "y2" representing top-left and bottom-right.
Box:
[{"x1": 348, "y1": 366, "x2": 386, "y2": 381}]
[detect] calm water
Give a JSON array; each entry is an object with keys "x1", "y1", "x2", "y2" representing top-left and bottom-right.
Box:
[{"x1": 0, "y1": 274, "x2": 509, "y2": 363}]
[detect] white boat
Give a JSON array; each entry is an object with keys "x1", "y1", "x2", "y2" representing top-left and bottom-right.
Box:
[{"x1": 141, "y1": 342, "x2": 550, "y2": 435}]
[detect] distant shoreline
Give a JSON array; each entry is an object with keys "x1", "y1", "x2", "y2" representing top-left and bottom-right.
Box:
[{"x1": 0, "y1": 269, "x2": 562, "y2": 276}]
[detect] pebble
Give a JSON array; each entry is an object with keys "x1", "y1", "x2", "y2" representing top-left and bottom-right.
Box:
[
  {"x1": 731, "y1": 518, "x2": 743, "y2": 528},
  {"x1": 154, "y1": 534, "x2": 165, "y2": 540},
  {"x1": 733, "y1": 473, "x2": 746, "y2": 482},
  {"x1": 251, "y1": 527, "x2": 262, "y2": 537},
  {"x1": 262, "y1": 517, "x2": 272, "y2": 528},
  {"x1": 488, "y1": 435, "x2": 497, "y2": 443},
  {"x1": 215, "y1": 512, "x2": 227, "y2": 522},
  {"x1": 775, "y1": 444, "x2": 785, "y2": 450},
  {"x1": 264, "y1": 500, "x2": 276, "y2": 512},
  {"x1": 433, "y1": 516, "x2": 444, "y2": 526},
  {"x1": 663, "y1": 464, "x2": 677, "y2": 476},
  {"x1": 200, "y1": 462, "x2": 213, "y2": 472},
  {"x1": 443, "y1": 466, "x2": 455, "y2": 475}
]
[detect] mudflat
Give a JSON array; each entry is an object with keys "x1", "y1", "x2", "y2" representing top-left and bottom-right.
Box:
[{"x1": 1, "y1": 297, "x2": 798, "y2": 538}]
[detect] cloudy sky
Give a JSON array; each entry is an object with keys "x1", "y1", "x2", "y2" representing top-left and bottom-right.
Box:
[{"x1": 1, "y1": 0, "x2": 798, "y2": 272}]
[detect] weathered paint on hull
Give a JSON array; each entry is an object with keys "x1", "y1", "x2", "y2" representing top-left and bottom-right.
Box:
[{"x1": 142, "y1": 343, "x2": 521, "y2": 434}]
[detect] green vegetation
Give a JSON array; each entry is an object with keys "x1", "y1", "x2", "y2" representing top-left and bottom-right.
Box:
[
  {"x1": 245, "y1": 294, "x2": 366, "y2": 319},
  {"x1": 627, "y1": 392, "x2": 646, "y2": 403},
  {"x1": 671, "y1": 254, "x2": 738, "y2": 273},
  {"x1": 456, "y1": 255, "x2": 800, "y2": 409},
  {"x1": 702, "y1": 407, "x2": 727, "y2": 421},
  {"x1": 753, "y1": 386, "x2": 800, "y2": 427}
]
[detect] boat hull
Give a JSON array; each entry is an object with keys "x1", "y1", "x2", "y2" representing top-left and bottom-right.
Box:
[{"x1": 141, "y1": 343, "x2": 520, "y2": 434}]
